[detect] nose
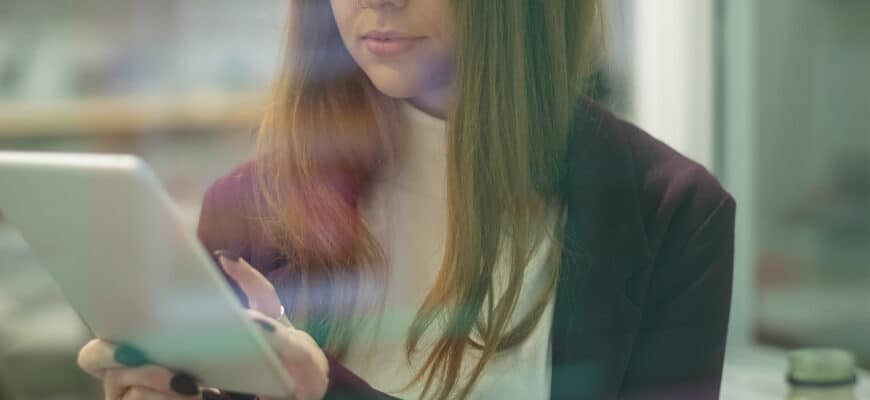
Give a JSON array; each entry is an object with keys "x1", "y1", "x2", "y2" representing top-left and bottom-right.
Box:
[{"x1": 358, "y1": 0, "x2": 407, "y2": 10}]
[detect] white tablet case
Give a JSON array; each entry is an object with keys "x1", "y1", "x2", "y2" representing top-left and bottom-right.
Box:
[{"x1": 0, "y1": 151, "x2": 295, "y2": 397}]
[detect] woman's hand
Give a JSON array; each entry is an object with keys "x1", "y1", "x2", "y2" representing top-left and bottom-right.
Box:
[
  {"x1": 77, "y1": 339, "x2": 218, "y2": 399},
  {"x1": 74, "y1": 250, "x2": 328, "y2": 400},
  {"x1": 214, "y1": 250, "x2": 329, "y2": 400}
]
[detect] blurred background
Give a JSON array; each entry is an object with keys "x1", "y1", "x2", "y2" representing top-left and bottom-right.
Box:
[{"x1": 0, "y1": 0, "x2": 868, "y2": 399}]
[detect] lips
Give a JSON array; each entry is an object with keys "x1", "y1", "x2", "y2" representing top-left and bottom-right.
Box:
[{"x1": 361, "y1": 30, "x2": 424, "y2": 57}]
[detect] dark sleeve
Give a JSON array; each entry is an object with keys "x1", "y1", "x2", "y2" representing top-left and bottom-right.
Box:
[
  {"x1": 196, "y1": 178, "x2": 250, "y2": 269},
  {"x1": 196, "y1": 176, "x2": 259, "y2": 310},
  {"x1": 323, "y1": 354, "x2": 402, "y2": 400},
  {"x1": 621, "y1": 195, "x2": 736, "y2": 399}
]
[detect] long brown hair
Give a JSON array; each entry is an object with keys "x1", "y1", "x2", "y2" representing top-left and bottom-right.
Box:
[{"x1": 253, "y1": 1, "x2": 602, "y2": 398}]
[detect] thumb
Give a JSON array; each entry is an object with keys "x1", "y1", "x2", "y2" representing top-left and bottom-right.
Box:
[{"x1": 213, "y1": 250, "x2": 284, "y2": 319}]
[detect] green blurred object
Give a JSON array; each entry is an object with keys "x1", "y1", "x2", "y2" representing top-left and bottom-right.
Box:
[{"x1": 786, "y1": 348, "x2": 858, "y2": 400}]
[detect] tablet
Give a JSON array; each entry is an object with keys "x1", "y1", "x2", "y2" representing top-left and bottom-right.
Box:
[{"x1": 0, "y1": 151, "x2": 295, "y2": 397}]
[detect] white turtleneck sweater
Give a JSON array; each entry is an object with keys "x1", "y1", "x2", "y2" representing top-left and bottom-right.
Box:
[{"x1": 342, "y1": 101, "x2": 561, "y2": 399}]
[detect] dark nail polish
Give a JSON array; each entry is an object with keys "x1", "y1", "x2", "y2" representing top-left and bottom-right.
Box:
[
  {"x1": 114, "y1": 344, "x2": 148, "y2": 367},
  {"x1": 253, "y1": 318, "x2": 276, "y2": 333},
  {"x1": 170, "y1": 373, "x2": 200, "y2": 396},
  {"x1": 213, "y1": 249, "x2": 240, "y2": 262}
]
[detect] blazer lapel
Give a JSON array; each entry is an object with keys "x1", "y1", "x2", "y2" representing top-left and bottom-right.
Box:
[{"x1": 550, "y1": 103, "x2": 651, "y2": 399}]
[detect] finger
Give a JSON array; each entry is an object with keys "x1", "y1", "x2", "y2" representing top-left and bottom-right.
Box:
[
  {"x1": 122, "y1": 387, "x2": 159, "y2": 400},
  {"x1": 78, "y1": 340, "x2": 123, "y2": 378},
  {"x1": 247, "y1": 309, "x2": 329, "y2": 400},
  {"x1": 213, "y1": 249, "x2": 283, "y2": 318},
  {"x1": 79, "y1": 339, "x2": 117, "y2": 379},
  {"x1": 246, "y1": 307, "x2": 295, "y2": 330},
  {"x1": 79, "y1": 340, "x2": 151, "y2": 379},
  {"x1": 247, "y1": 310, "x2": 311, "y2": 362},
  {"x1": 121, "y1": 386, "x2": 177, "y2": 400},
  {"x1": 112, "y1": 366, "x2": 201, "y2": 398},
  {"x1": 104, "y1": 369, "x2": 129, "y2": 400}
]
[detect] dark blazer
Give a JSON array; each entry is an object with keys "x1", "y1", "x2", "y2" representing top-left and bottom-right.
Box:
[{"x1": 196, "y1": 100, "x2": 736, "y2": 400}]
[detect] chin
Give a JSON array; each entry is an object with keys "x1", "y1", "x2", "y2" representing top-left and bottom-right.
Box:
[{"x1": 363, "y1": 68, "x2": 422, "y2": 99}]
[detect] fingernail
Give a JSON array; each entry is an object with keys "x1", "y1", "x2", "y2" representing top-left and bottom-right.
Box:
[
  {"x1": 253, "y1": 318, "x2": 276, "y2": 333},
  {"x1": 114, "y1": 344, "x2": 148, "y2": 367},
  {"x1": 170, "y1": 373, "x2": 200, "y2": 396},
  {"x1": 213, "y1": 249, "x2": 240, "y2": 262}
]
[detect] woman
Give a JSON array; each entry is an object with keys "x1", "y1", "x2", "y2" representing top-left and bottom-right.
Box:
[{"x1": 77, "y1": 0, "x2": 736, "y2": 399}]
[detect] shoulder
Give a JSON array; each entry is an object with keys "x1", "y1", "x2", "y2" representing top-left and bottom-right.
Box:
[
  {"x1": 196, "y1": 160, "x2": 260, "y2": 261},
  {"x1": 565, "y1": 98, "x2": 735, "y2": 262},
  {"x1": 201, "y1": 160, "x2": 258, "y2": 213}
]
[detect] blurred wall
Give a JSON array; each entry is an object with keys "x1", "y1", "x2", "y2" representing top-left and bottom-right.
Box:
[
  {"x1": 632, "y1": 0, "x2": 715, "y2": 168},
  {"x1": 754, "y1": 0, "x2": 870, "y2": 251},
  {"x1": 722, "y1": 0, "x2": 870, "y2": 364},
  {"x1": 0, "y1": 0, "x2": 285, "y2": 100}
]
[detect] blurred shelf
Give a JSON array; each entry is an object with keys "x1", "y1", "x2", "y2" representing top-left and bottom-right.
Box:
[{"x1": 0, "y1": 90, "x2": 267, "y2": 138}]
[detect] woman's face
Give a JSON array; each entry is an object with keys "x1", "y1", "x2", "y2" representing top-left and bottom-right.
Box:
[{"x1": 330, "y1": 0, "x2": 454, "y2": 116}]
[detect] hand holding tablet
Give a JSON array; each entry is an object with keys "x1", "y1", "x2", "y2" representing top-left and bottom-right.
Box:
[
  {"x1": 77, "y1": 251, "x2": 329, "y2": 400},
  {"x1": 0, "y1": 151, "x2": 326, "y2": 398}
]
